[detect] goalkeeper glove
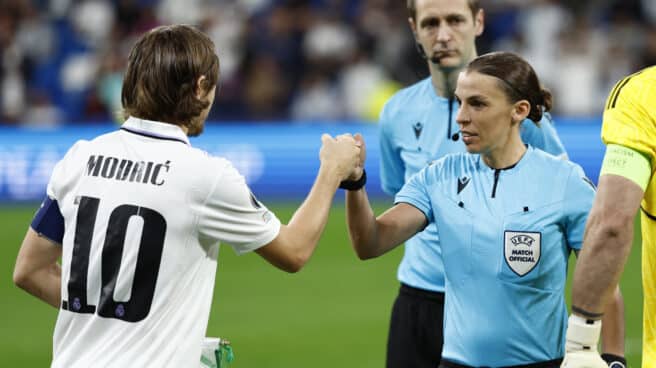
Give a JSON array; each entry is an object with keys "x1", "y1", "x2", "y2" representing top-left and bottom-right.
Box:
[{"x1": 561, "y1": 315, "x2": 607, "y2": 368}]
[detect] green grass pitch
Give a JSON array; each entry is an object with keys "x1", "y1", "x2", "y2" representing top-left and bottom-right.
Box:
[{"x1": 0, "y1": 201, "x2": 644, "y2": 367}]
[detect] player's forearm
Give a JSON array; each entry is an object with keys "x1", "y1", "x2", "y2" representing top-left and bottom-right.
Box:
[
  {"x1": 345, "y1": 188, "x2": 382, "y2": 259},
  {"x1": 285, "y1": 165, "x2": 341, "y2": 261},
  {"x1": 571, "y1": 215, "x2": 633, "y2": 316},
  {"x1": 14, "y1": 262, "x2": 61, "y2": 308},
  {"x1": 14, "y1": 229, "x2": 63, "y2": 308},
  {"x1": 601, "y1": 286, "x2": 625, "y2": 356}
]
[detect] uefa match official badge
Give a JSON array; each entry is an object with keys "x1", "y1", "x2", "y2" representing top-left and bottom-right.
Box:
[{"x1": 504, "y1": 231, "x2": 541, "y2": 276}]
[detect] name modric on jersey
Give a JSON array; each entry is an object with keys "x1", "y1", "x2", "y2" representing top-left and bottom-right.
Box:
[{"x1": 86, "y1": 155, "x2": 170, "y2": 186}]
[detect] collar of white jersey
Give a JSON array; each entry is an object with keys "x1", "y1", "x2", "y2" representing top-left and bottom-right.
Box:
[{"x1": 120, "y1": 116, "x2": 190, "y2": 146}]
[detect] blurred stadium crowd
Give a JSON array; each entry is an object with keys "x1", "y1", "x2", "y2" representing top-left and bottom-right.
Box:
[{"x1": 0, "y1": 0, "x2": 654, "y2": 125}]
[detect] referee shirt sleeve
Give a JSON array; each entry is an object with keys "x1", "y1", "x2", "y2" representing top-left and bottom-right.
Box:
[
  {"x1": 197, "y1": 158, "x2": 281, "y2": 255},
  {"x1": 394, "y1": 167, "x2": 434, "y2": 223},
  {"x1": 562, "y1": 165, "x2": 596, "y2": 251}
]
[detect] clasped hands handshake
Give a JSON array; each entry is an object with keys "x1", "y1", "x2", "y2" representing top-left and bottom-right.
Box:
[{"x1": 319, "y1": 133, "x2": 366, "y2": 184}]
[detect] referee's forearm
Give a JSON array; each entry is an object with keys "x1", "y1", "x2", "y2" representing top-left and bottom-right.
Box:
[{"x1": 346, "y1": 189, "x2": 379, "y2": 259}]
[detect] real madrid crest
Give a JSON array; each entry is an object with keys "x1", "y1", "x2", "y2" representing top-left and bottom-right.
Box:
[{"x1": 504, "y1": 230, "x2": 541, "y2": 276}]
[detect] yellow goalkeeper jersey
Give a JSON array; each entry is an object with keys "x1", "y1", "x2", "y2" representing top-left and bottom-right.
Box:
[{"x1": 601, "y1": 66, "x2": 656, "y2": 367}]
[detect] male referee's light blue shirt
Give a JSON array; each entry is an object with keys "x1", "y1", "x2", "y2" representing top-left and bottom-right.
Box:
[
  {"x1": 395, "y1": 147, "x2": 594, "y2": 366},
  {"x1": 379, "y1": 77, "x2": 567, "y2": 292}
]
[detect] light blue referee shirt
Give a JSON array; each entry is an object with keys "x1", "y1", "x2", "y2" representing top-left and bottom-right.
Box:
[
  {"x1": 395, "y1": 146, "x2": 594, "y2": 366},
  {"x1": 379, "y1": 77, "x2": 568, "y2": 292}
]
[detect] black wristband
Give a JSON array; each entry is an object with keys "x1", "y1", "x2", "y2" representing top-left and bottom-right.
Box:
[
  {"x1": 572, "y1": 305, "x2": 604, "y2": 319},
  {"x1": 339, "y1": 169, "x2": 367, "y2": 191},
  {"x1": 601, "y1": 353, "x2": 626, "y2": 368}
]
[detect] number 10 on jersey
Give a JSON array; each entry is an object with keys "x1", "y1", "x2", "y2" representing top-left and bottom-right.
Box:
[{"x1": 63, "y1": 196, "x2": 167, "y2": 322}]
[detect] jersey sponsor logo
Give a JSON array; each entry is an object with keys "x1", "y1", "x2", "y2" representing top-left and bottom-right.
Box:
[
  {"x1": 413, "y1": 122, "x2": 423, "y2": 139},
  {"x1": 457, "y1": 176, "x2": 470, "y2": 194},
  {"x1": 86, "y1": 155, "x2": 170, "y2": 186},
  {"x1": 504, "y1": 230, "x2": 541, "y2": 276}
]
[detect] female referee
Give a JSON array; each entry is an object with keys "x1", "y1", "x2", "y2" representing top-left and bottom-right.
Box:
[{"x1": 341, "y1": 52, "x2": 625, "y2": 368}]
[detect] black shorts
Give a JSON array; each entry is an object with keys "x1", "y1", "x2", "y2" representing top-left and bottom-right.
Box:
[
  {"x1": 439, "y1": 358, "x2": 563, "y2": 368},
  {"x1": 386, "y1": 283, "x2": 445, "y2": 368}
]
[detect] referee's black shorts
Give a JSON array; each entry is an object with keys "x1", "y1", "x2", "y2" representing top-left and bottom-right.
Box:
[
  {"x1": 386, "y1": 283, "x2": 445, "y2": 368},
  {"x1": 439, "y1": 358, "x2": 563, "y2": 368}
]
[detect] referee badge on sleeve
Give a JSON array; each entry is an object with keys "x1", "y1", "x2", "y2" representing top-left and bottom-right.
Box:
[{"x1": 504, "y1": 231, "x2": 541, "y2": 276}]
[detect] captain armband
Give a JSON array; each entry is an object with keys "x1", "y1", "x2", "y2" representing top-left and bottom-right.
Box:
[
  {"x1": 31, "y1": 196, "x2": 65, "y2": 244},
  {"x1": 600, "y1": 144, "x2": 651, "y2": 191}
]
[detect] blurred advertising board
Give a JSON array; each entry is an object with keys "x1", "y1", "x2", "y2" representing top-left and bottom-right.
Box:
[{"x1": 0, "y1": 118, "x2": 603, "y2": 202}]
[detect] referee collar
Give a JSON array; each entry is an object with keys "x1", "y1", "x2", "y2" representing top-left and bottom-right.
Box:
[
  {"x1": 480, "y1": 145, "x2": 534, "y2": 173},
  {"x1": 121, "y1": 116, "x2": 190, "y2": 146}
]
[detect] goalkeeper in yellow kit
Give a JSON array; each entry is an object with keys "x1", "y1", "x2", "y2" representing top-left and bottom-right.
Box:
[{"x1": 563, "y1": 66, "x2": 656, "y2": 368}]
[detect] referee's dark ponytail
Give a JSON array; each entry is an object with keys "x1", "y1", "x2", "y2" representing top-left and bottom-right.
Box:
[{"x1": 466, "y1": 52, "x2": 551, "y2": 125}]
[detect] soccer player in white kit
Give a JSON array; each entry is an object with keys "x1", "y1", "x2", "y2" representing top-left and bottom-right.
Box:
[{"x1": 13, "y1": 25, "x2": 363, "y2": 368}]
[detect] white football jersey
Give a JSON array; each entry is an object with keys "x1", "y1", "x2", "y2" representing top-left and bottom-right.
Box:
[{"x1": 45, "y1": 117, "x2": 281, "y2": 368}]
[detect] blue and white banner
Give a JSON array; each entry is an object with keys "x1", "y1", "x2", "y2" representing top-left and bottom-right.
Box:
[{"x1": 0, "y1": 119, "x2": 604, "y2": 202}]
